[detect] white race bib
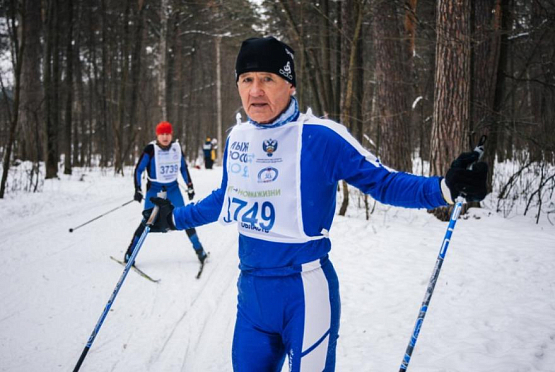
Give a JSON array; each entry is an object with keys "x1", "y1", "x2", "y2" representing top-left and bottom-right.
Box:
[
  {"x1": 219, "y1": 116, "x2": 324, "y2": 243},
  {"x1": 151, "y1": 142, "x2": 181, "y2": 184}
]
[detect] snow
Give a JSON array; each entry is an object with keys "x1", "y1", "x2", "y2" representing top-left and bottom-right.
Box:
[
  {"x1": 412, "y1": 96, "x2": 423, "y2": 110},
  {"x1": 1, "y1": 165, "x2": 554, "y2": 371}
]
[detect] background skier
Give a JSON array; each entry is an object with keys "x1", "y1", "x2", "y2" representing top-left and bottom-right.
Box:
[
  {"x1": 203, "y1": 137, "x2": 214, "y2": 169},
  {"x1": 125, "y1": 121, "x2": 207, "y2": 265}
]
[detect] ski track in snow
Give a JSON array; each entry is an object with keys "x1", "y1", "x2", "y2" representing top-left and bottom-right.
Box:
[
  {"x1": 0, "y1": 166, "x2": 554, "y2": 371},
  {"x1": 147, "y1": 225, "x2": 238, "y2": 372}
]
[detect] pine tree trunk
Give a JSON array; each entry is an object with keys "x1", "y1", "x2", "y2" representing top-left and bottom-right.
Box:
[
  {"x1": 99, "y1": 0, "x2": 109, "y2": 167},
  {"x1": 44, "y1": 0, "x2": 59, "y2": 179},
  {"x1": 338, "y1": 0, "x2": 364, "y2": 216},
  {"x1": 158, "y1": 0, "x2": 168, "y2": 119},
  {"x1": 431, "y1": 0, "x2": 471, "y2": 175},
  {"x1": 113, "y1": 0, "x2": 132, "y2": 174},
  {"x1": 277, "y1": 0, "x2": 324, "y2": 115},
  {"x1": 430, "y1": 0, "x2": 471, "y2": 220},
  {"x1": 373, "y1": 0, "x2": 412, "y2": 172},
  {"x1": 19, "y1": 0, "x2": 42, "y2": 163},
  {"x1": 0, "y1": 0, "x2": 27, "y2": 198},
  {"x1": 216, "y1": 36, "x2": 223, "y2": 166},
  {"x1": 472, "y1": 0, "x2": 502, "y2": 193},
  {"x1": 63, "y1": 0, "x2": 74, "y2": 175},
  {"x1": 128, "y1": 0, "x2": 146, "y2": 162},
  {"x1": 319, "y1": 0, "x2": 336, "y2": 119}
]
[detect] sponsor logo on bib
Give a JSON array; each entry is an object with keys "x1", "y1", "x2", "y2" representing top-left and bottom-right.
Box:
[
  {"x1": 257, "y1": 167, "x2": 278, "y2": 183},
  {"x1": 172, "y1": 147, "x2": 179, "y2": 160},
  {"x1": 263, "y1": 139, "x2": 278, "y2": 157}
]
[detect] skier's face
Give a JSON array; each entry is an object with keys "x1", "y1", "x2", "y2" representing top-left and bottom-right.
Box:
[
  {"x1": 157, "y1": 133, "x2": 172, "y2": 147},
  {"x1": 237, "y1": 72, "x2": 295, "y2": 124}
]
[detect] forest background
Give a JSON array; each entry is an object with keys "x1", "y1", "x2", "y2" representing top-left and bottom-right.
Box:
[{"x1": 0, "y1": 0, "x2": 554, "y2": 222}]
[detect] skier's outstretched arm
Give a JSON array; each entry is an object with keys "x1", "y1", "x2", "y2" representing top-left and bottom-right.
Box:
[{"x1": 173, "y1": 187, "x2": 225, "y2": 229}]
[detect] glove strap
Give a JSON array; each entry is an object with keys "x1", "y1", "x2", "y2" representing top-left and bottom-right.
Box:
[{"x1": 440, "y1": 178, "x2": 454, "y2": 205}]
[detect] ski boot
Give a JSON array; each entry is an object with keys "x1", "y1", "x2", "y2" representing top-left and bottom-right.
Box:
[
  {"x1": 123, "y1": 249, "x2": 132, "y2": 264},
  {"x1": 195, "y1": 247, "x2": 208, "y2": 264},
  {"x1": 123, "y1": 238, "x2": 137, "y2": 263}
]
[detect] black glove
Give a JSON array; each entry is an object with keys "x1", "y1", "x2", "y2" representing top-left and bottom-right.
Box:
[
  {"x1": 445, "y1": 151, "x2": 488, "y2": 202},
  {"x1": 142, "y1": 197, "x2": 176, "y2": 232},
  {"x1": 186, "y1": 183, "x2": 195, "y2": 201},
  {"x1": 134, "y1": 190, "x2": 143, "y2": 202}
]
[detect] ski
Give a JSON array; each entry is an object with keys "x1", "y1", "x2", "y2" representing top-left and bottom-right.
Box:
[
  {"x1": 110, "y1": 256, "x2": 160, "y2": 283},
  {"x1": 196, "y1": 252, "x2": 210, "y2": 279}
]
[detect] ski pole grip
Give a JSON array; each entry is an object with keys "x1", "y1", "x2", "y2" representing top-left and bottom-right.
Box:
[
  {"x1": 468, "y1": 135, "x2": 487, "y2": 171},
  {"x1": 146, "y1": 188, "x2": 167, "y2": 227},
  {"x1": 473, "y1": 135, "x2": 487, "y2": 160}
]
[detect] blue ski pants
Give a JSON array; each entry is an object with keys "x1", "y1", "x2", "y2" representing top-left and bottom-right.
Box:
[{"x1": 232, "y1": 259, "x2": 340, "y2": 371}]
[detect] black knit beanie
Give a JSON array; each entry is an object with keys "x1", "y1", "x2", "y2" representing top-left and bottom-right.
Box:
[{"x1": 235, "y1": 36, "x2": 296, "y2": 86}]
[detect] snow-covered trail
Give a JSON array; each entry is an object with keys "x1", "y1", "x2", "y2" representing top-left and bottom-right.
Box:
[
  {"x1": 0, "y1": 165, "x2": 554, "y2": 371},
  {"x1": 333, "y1": 206, "x2": 555, "y2": 371},
  {"x1": 1, "y1": 167, "x2": 241, "y2": 372}
]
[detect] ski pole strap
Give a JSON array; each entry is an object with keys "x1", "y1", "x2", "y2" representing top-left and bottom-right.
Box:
[
  {"x1": 145, "y1": 188, "x2": 167, "y2": 227},
  {"x1": 146, "y1": 205, "x2": 160, "y2": 226},
  {"x1": 473, "y1": 135, "x2": 487, "y2": 161}
]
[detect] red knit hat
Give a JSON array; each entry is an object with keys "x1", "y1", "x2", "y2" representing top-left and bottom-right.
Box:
[{"x1": 155, "y1": 121, "x2": 173, "y2": 135}]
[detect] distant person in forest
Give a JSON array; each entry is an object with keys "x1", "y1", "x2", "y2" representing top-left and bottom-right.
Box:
[
  {"x1": 146, "y1": 37, "x2": 488, "y2": 371},
  {"x1": 211, "y1": 138, "x2": 218, "y2": 165},
  {"x1": 125, "y1": 121, "x2": 207, "y2": 265},
  {"x1": 203, "y1": 137, "x2": 214, "y2": 169}
]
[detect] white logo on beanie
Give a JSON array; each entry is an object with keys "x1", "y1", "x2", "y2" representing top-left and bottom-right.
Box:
[
  {"x1": 279, "y1": 61, "x2": 293, "y2": 81},
  {"x1": 285, "y1": 48, "x2": 294, "y2": 60}
]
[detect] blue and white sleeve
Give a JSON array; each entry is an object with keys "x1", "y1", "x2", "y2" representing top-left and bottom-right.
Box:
[
  {"x1": 172, "y1": 140, "x2": 229, "y2": 229},
  {"x1": 134, "y1": 147, "x2": 152, "y2": 190},
  {"x1": 312, "y1": 122, "x2": 447, "y2": 210}
]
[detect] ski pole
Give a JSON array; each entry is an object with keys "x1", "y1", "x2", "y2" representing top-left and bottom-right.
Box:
[
  {"x1": 399, "y1": 136, "x2": 486, "y2": 371},
  {"x1": 69, "y1": 199, "x2": 135, "y2": 233},
  {"x1": 72, "y1": 190, "x2": 166, "y2": 372}
]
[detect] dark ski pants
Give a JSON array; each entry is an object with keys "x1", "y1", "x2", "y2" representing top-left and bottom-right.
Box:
[
  {"x1": 204, "y1": 157, "x2": 214, "y2": 169},
  {"x1": 232, "y1": 259, "x2": 340, "y2": 372}
]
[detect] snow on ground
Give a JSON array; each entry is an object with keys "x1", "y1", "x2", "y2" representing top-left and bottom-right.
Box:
[{"x1": 0, "y1": 165, "x2": 554, "y2": 372}]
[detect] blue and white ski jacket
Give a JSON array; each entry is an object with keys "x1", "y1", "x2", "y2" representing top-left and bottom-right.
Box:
[
  {"x1": 173, "y1": 98, "x2": 447, "y2": 275},
  {"x1": 135, "y1": 141, "x2": 193, "y2": 210}
]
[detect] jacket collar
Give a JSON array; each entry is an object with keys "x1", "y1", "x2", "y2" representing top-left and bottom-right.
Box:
[{"x1": 248, "y1": 97, "x2": 300, "y2": 128}]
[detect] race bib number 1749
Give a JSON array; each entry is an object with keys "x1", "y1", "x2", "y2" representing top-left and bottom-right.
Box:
[{"x1": 223, "y1": 197, "x2": 275, "y2": 232}]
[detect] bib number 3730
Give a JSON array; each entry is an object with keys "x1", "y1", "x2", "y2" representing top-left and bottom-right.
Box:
[{"x1": 223, "y1": 197, "x2": 275, "y2": 231}]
